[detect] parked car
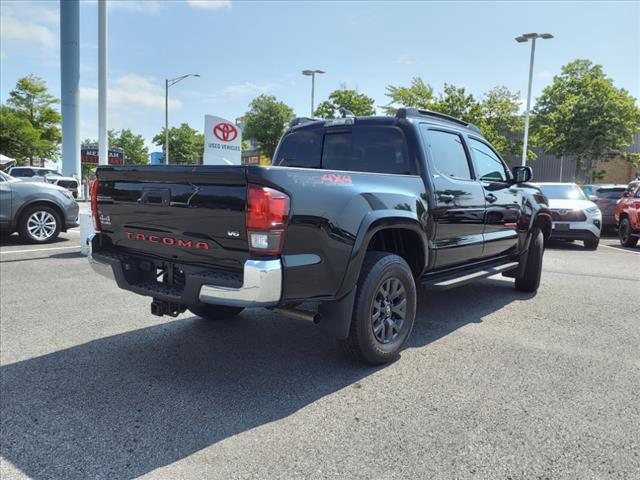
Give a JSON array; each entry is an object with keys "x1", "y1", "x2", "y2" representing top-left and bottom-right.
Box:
[
  {"x1": 8, "y1": 166, "x2": 79, "y2": 198},
  {"x1": 614, "y1": 181, "x2": 640, "y2": 247},
  {"x1": 582, "y1": 184, "x2": 627, "y2": 231},
  {"x1": 0, "y1": 171, "x2": 79, "y2": 243},
  {"x1": 87, "y1": 108, "x2": 552, "y2": 364},
  {"x1": 534, "y1": 182, "x2": 601, "y2": 250}
]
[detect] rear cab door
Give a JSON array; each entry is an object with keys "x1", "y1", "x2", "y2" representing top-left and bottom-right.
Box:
[{"x1": 418, "y1": 124, "x2": 485, "y2": 268}]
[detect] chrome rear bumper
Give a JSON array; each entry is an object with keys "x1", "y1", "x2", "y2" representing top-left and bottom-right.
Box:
[{"x1": 199, "y1": 259, "x2": 281, "y2": 307}]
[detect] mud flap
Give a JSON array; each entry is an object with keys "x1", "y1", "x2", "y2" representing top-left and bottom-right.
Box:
[
  {"x1": 318, "y1": 288, "x2": 356, "y2": 340},
  {"x1": 502, "y1": 248, "x2": 528, "y2": 279}
]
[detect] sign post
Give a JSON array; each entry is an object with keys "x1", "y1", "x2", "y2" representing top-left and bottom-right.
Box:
[{"x1": 203, "y1": 115, "x2": 242, "y2": 165}]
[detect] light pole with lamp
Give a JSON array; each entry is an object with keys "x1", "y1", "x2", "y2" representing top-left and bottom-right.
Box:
[
  {"x1": 302, "y1": 69, "x2": 325, "y2": 117},
  {"x1": 516, "y1": 32, "x2": 553, "y2": 166},
  {"x1": 164, "y1": 73, "x2": 199, "y2": 164}
]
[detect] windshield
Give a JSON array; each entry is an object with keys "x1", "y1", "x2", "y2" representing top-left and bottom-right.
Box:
[
  {"x1": 0, "y1": 171, "x2": 18, "y2": 182},
  {"x1": 539, "y1": 184, "x2": 586, "y2": 200},
  {"x1": 595, "y1": 187, "x2": 626, "y2": 199}
]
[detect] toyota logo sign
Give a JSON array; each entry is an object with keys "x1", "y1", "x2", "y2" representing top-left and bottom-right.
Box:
[{"x1": 213, "y1": 122, "x2": 238, "y2": 142}]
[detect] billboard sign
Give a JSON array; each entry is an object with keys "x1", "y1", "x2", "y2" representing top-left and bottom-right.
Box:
[
  {"x1": 81, "y1": 145, "x2": 124, "y2": 165},
  {"x1": 204, "y1": 115, "x2": 242, "y2": 165}
]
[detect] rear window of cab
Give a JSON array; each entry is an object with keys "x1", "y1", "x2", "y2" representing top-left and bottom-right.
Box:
[{"x1": 274, "y1": 125, "x2": 416, "y2": 175}]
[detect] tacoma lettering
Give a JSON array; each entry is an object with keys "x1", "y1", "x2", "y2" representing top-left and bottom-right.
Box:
[{"x1": 124, "y1": 231, "x2": 209, "y2": 250}]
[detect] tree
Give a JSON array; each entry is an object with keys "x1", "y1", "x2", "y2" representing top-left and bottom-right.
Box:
[
  {"x1": 478, "y1": 86, "x2": 525, "y2": 159},
  {"x1": 382, "y1": 77, "x2": 526, "y2": 159},
  {"x1": 109, "y1": 129, "x2": 149, "y2": 165},
  {"x1": 533, "y1": 59, "x2": 640, "y2": 180},
  {"x1": 0, "y1": 106, "x2": 40, "y2": 165},
  {"x1": 382, "y1": 77, "x2": 436, "y2": 115},
  {"x1": 5, "y1": 75, "x2": 61, "y2": 163},
  {"x1": 243, "y1": 95, "x2": 294, "y2": 159},
  {"x1": 432, "y1": 84, "x2": 484, "y2": 124},
  {"x1": 153, "y1": 123, "x2": 204, "y2": 164},
  {"x1": 314, "y1": 88, "x2": 376, "y2": 118}
]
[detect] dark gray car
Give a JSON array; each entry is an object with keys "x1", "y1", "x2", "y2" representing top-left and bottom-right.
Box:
[
  {"x1": 582, "y1": 184, "x2": 627, "y2": 230},
  {"x1": 0, "y1": 171, "x2": 79, "y2": 243}
]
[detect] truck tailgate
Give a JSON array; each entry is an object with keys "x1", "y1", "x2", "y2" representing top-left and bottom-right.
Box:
[{"x1": 95, "y1": 165, "x2": 249, "y2": 270}]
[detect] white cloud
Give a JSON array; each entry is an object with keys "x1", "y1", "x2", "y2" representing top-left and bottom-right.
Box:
[
  {"x1": 535, "y1": 70, "x2": 553, "y2": 81},
  {"x1": 395, "y1": 54, "x2": 423, "y2": 66},
  {"x1": 80, "y1": 74, "x2": 182, "y2": 110},
  {"x1": 198, "y1": 81, "x2": 278, "y2": 104},
  {"x1": 187, "y1": 0, "x2": 232, "y2": 11},
  {"x1": 1, "y1": 19, "x2": 56, "y2": 48},
  {"x1": 107, "y1": 0, "x2": 164, "y2": 14},
  {"x1": 0, "y1": 1, "x2": 58, "y2": 48},
  {"x1": 220, "y1": 82, "x2": 277, "y2": 97}
]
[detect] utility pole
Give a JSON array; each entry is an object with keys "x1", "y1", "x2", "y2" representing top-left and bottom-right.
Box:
[
  {"x1": 60, "y1": 0, "x2": 80, "y2": 183},
  {"x1": 98, "y1": 0, "x2": 108, "y2": 167}
]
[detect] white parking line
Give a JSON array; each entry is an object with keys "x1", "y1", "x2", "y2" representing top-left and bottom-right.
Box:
[
  {"x1": 600, "y1": 244, "x2": 640, "y2": 255},
  {"x1": 0, "y1": 245, "x2": 80, "y2": 255}
]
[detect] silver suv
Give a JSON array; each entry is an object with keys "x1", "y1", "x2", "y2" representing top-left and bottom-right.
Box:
[{"x1": 0, "y1": 171, "x2": 79, "y2": 243}]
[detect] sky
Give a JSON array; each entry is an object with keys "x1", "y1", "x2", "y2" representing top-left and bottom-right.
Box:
[{"x1": 1, "y1": 0, "x2": 638, "y2": 153}]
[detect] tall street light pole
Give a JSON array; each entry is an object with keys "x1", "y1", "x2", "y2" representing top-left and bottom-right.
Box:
[
  {"x1": 302, "y1": 69, "x2": 325, "y2": 116},
  {"x1": 164, "y1": 73, "x2": 199, "y2": 164},
  {"x1": 516, "y1": 32, "x2": 553, "y2": 166}
]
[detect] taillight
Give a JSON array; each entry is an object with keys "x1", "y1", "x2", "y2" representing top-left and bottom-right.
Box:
[
  {"x1": 246, "y1": 184, "x2": 290, "y2": 255},
  {"x1": 90, "y1": 179, "x2": 101, "y2": 231}
]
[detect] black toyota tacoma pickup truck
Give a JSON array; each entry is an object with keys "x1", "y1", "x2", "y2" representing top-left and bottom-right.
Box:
[{"x1": 88, "y1": 108, "x2": 551, "y2": 364}]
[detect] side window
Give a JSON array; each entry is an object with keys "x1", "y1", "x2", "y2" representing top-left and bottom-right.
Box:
[
  {"x1": 468, "y1": 138, "x2": 509, "y2": 182},
  {"x1": 422, "y1": 128, "x2": 472, "y2": 180},
  {"x1": 626, "y1": 183, "x2": 639, "y2": 197},
  {"x1": 10, "y1": 168, "x2": 27, "y2": 177},
  {"x1": 321, "y1": 126, "x2": 412, "y2": 175},
  {"x1": 273, "y1": 129, "x2": 323, "y2": 168}
]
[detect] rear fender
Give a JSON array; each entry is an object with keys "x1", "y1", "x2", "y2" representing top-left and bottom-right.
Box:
[{"x1": 335, "y1": 210, "x2": 428, "y2": 300}]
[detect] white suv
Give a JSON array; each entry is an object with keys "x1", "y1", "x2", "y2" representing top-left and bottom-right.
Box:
[
  {"x1": 534, "y1": 182, "x2": 601, "y2": 250},
  {"x1": 8, "y1": 167, "x2": 79, "y2": 198}
]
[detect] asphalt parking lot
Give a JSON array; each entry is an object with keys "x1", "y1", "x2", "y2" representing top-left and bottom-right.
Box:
[{"x1": 1, "y1": 230, "x2": 639, "y2": 479}]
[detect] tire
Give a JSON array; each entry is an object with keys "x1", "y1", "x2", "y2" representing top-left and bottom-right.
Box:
[
  {"x1": 584, "y1": 237, "x2": 599, "y2": 250},
  {"x1": 515, "y1": 227, "x2": 544, "y2": 293},
  {"x1": 189, "y1": 304, "x2": 244, "y2": 320},
  {"x1": 619, "y1": 217, "x2": 638, "y2": 248},
  {"x1": 339, "y1": 252, "x2": 417, "y2": 365},
  {"x1": 18, "y1": 205, "x2": 61, "y2": 244}
]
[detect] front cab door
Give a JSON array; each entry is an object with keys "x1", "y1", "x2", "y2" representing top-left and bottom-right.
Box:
[{"x1": 467, "y1": 137, "x2": 520, "y2": 258}]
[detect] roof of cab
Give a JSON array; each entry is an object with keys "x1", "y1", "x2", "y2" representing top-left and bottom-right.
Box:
[{"x1": 287, "y1": 108, "x2": 483, "y2": 136}]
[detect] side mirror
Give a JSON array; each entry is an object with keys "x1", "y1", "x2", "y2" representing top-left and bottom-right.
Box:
[
  {"x1": 512, "y1": 165, "x2": 532, "y2": 183},
  {"x1": 588, "y1": 194, "x2": 598, "y2": 201}
]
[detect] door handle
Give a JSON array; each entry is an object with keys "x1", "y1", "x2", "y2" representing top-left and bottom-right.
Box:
[
  {"x1": 485, "y1": 193, "x2": 497, "y2": 203},
  {"x1": 439, "y1": 194, "x2": 455, "y2": 202}
]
